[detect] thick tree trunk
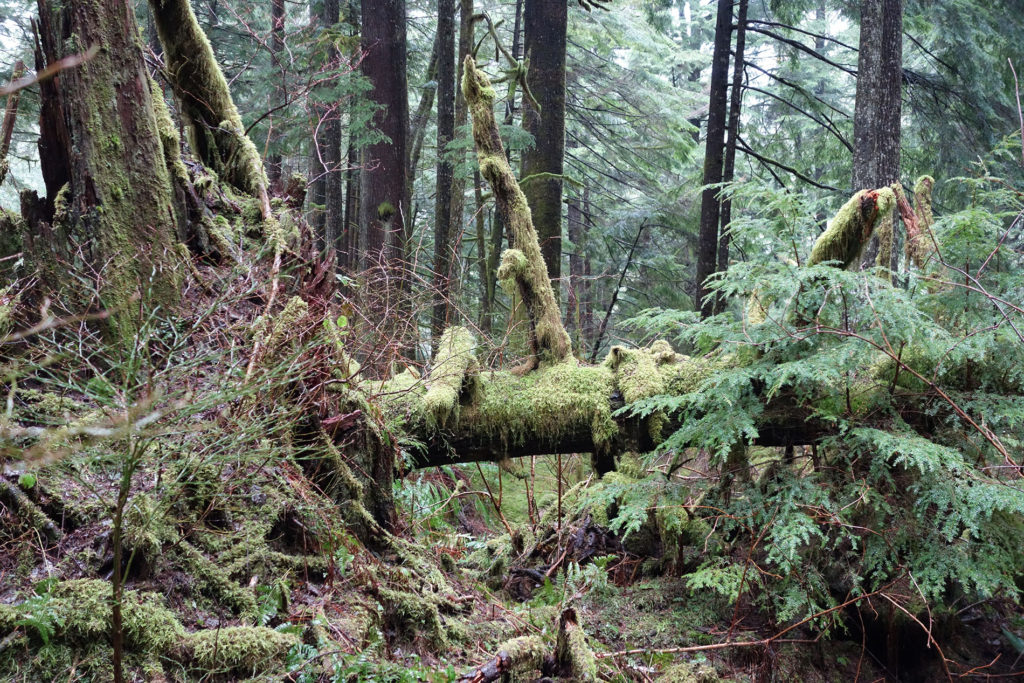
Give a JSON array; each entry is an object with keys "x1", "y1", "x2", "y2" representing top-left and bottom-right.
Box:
[
  {"x1": 694, "y1": 0, "x2": 733, "y2": 319},
  {"x1": 853, "y1": 0, "x2": 902, "y2": 268},
  {"x1": 432, "y1": 0, "x2": 456, "y2": 340},
  {"x1": 29, "y1": 0, "x2": 180, "y2": 339},
  {"x1": 520, "y1": 0, "x2": 567, "y2": 303},
  {"x1": 148, "y1": 0, "x2": 270, "y2": 215},
  {"x1": 359, "y1": 0, "x2": 408, "y2": 269}
]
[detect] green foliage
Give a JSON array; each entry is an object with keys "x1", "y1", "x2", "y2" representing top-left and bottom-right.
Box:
[{"x1": 606, "y1": 175, "x2": 1024, "y2": 636}]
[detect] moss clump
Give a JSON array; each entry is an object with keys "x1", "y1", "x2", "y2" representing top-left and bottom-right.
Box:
[
  {"x1": 555, "y1": 608, "x2": 597, "y2": 681},
  {"x1": 423, "y1": 326, "x2": 478, "y2": 428},
  {"x1": 188, "y1": 625, "x2": 299, "y2": 673},
  {"x1": 176, "y1": 542, "x2": 259, "y2": 618},
  {"x1": 457, "y1": 359, "x2": 618, "y2": 453},
  {"x1": 808, "y1": 187, "x2": 896, "y2": 269},
  {"x1": 376, "y1": 587, "x2": 448, "y2": 647}
]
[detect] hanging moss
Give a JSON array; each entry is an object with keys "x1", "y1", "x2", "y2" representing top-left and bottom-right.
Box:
[{"x1": 808, "y1": 187, "x2": 896, "y2": 269}]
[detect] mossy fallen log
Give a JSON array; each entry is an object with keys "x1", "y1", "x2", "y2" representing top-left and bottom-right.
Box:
[{"x1": 384, "y1": 330, "x2": 834, "y2": 471}]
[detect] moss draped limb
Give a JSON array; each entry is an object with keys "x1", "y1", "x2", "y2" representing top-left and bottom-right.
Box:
[
  {"x1": 423, "y1": 326, "x2": 479, "y2": 428},
  {"x1": 463, "y1": 56, "x2": 570, "y2": 369},
  {"x1": 148, "y1": 0, "x2": 270, "y2": 215}
]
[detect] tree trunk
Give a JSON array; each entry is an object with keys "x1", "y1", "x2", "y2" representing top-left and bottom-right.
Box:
[
  {"x1": 520, "y1": 0, "x2": 568, "y2": 304},
  {"x1": 29, "y1": 0, "x2": 180, "y2": 340},
  {"x1": 148, "y1": 0, "x2": 269, "y2": 215},
  {"x1": 694, "y1": 0, "x2": 733, "y2": 319},
  {"x1": 322, "y1": 0, "x2": 343, "y2": 267},
  {"x1": 432, "y1": 0, "x2": 457, "y2": 342},
  {"x1": 340, "y1": 0, "x2": 360, "y2": 271},
  {"x1": 0, "y1": 60, "x2": 25, "y2": 188},
  {"x1": 715, "y1": 0, "x2": 748, "y2": 311},
  {"x1": 853, "y1": 0, "x2": 903, "y2": 268},
  {"x1": 266, "y1": 0, "x2": 285, "y2": 189},
  {"x1": 566, "y1": 187, "x2": 584, "y2": 352},
  {"x1": 359, "y1": 0, "x2": 408, "y2": 269},
  {"x1": 449, "y1": 0, "x2": 473, "y2": 290}
]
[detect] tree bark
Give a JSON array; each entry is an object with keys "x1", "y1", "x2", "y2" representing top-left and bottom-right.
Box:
[
  {"x1": 266, "y1": 0, "x2": 285, "y2": 189},
  {"x1": 359, "y1": 0, "x2": 408, "y2": 269},
  {"x1": 148, "y1": 0, "x2": 270, "y2": 216},
  {"x1": 520, "y1": 0, "x2": 567, "y2": 303},
  {"x1": 29, "y1": 0, "x2": 180, "y2": 339},
  {"x1": 694, "y1": 0, "x2": 733, "y2": 319},
  {"x1": 0, "y1": 60, "x2": 25, "y2": 188},
  {"x1": 322, "y1": 0, "x2": 343, "y2": 267},
  {"x1": 715, "y1": 0, "x2": 748, "y2": 310},
  {"x1": 432, "y1": 0, "x2": 457, "y2": 341},
  {"x1": 853, "y1": 0, "x2": 903, "y2": 268}
]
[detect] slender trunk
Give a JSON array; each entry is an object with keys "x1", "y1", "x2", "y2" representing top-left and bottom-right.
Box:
[
  {"x1": 715, "y1": 0, "x2": 748, "y2": 313},
  {"x1": 266, "y1": 0, "x2": 285, "y2": 188},
  {"x1": 566, "y1": 189, "x2": 584, "y2": 352},
  {"x1": 432, "y1": 0, "x2": 457, "y2": 340},
  {"x1": 450, "y1": 0, "x2": 473, "y2": 308},
  {"x1": 408, "y1": 33, "x2": 439, "y2": 192},
  {"x1": 581, "y1": 187, "x2": 595, "y2": 347},
  {"x1": 694, "y1": 0, "x2": 733, "y2": 318},
  {"x1": 0, "y1": 60, "x2": 25, "y2": 187},
  {"x1": 474, "y1": 169, "x2": 491, "y2": 333},
  {"x1": 340, "y1": 0, "x2": 360, "y2": 271},
  {"x1": 853, "y1": 0, "x2": 903, "y2": 268},
  {"x1": 520, "y1": 0, "x2": 567, "y2": 303},
  {"x1": 322, "y1": 0, "x2": 343, "y2": 267}
]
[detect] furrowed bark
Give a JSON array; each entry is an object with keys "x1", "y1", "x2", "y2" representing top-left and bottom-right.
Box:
[{"x1": 29, "y1": 0, "x2": 180, "y2": 339}]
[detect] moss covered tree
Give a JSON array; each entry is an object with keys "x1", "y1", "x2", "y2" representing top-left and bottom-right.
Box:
[
  {"x1": 25, "y1": 0, "x2": 181, "y2": 337},
  {"x1": 147, "y1": 0, "x2": 271, "y2": 218}
]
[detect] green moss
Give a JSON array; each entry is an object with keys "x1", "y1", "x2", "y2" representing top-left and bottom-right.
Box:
[
  {"x1": 150, "y1": 0, "x2": 268, "y2": 199},
  {"x1": 464, "y1": 56, "x2": 571, "y2": 365},
  {"x1": 188, "y1": 625, "x2": 298, "y2": 672},
  {"x1": 808, "y1": 187, "x2": 896, "y2": 269},
  {"x1": 459, "y1": 360, "x2": 617, "y2": 452},
  {"x1": 424, "y1": 326, "x2": 478, "y2": 428},
  {"x1": 176, "y1": 542, "x2": 259, "y2": 618}
]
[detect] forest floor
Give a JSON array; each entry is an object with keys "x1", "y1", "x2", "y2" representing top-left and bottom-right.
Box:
[{"x1": 1, "y1": 258, "x2": 1022, "y2": 682}]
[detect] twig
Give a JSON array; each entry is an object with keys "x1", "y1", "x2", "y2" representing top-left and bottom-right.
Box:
[{"x1": 589, "y1": 221, "x2": 647, "y2": 362}]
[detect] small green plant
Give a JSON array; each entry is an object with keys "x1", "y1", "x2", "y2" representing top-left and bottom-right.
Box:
[{"x1": 13, "y1": 578, "x2": 63, "y2": 645}]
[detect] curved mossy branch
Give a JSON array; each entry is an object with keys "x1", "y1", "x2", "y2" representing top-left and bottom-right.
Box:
[
  {"x1": 148, "y1": 0, "x2": 271, "y2": 221},
  {"x1": 808, "y1": 187, "x2": 896, "y2": 269},
  {"x1": 423, "y1": 326, "x2": 480, "y2": 428},
  {"x1": 463, "y1": 55, "x2": 570, "y2": 371}
]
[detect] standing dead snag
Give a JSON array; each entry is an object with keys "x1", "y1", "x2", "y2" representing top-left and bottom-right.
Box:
[
  {"x1": 463, "y1": 56, "x2": 571, "y2": 371},
  {"x1": 148, "y1": 0, "x2": 271, "y2": 220}
]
